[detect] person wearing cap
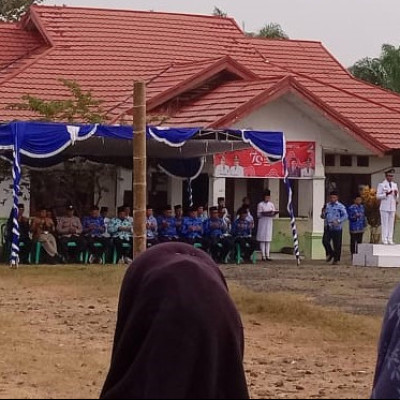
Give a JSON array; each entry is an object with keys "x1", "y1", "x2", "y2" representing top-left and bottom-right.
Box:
[
  {"x1": 217, "y1": 197, "x2": 231, "y2": 232},
  {"x1": 174, "y1": 205, "x2": 184, "y2": 236},
  {"x1": 377, "y1": 169, "x2": 399, "y2": 245},
  {"x1": 57, "y1": 204, "x2": 86, "y2": 263},
  {"x1": 287, "y1": 158, "x2": 301, "y2": 178},
  {"x1": 196, "y1": 205, "x2": 208, "y2": 223},
  {"x1": 6, "y1": 203, "x2": 31, "y2": 264},
  {"x1": 229, "y1": 155, "x2": 244, "y2": 177},
  {"x1": 321, "y1": 191, "x2": 348, "y2": 265},
  {"x1": 204, "y1": 206, "x2": 233, "y2": 262},
  {"x1": 82, "y1": 205, "x2": 110, "y2": 264},
  {"x1": 157, "y1": 205, "x2": 179, "y2": 242},
  {"x1": 123, "y1": 205, "x2": 134, "y2": 224},
  {"x1": 257, "y1": 190, "x2": 278, "y2": 261},
  {"x1": 181, "y1": 206, "x2": 207, "y2": 249},
  {"x1": 300, "y1": 157, "x2": 314, "y2": 178},
  {"x1": 232, "y1": 208, "x2": 257, "y2": 262},
  {"x1": 347, "y1": 193, "x2": 367, "y2": 255},
  {"x1": 108, "y1": 206, "x2": 133, "y2": 264},
  {"x1": 146, "y1": 205, "x2": 158, "y2": 247}
]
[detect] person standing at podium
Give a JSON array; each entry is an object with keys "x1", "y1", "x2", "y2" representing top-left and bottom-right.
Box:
[{"x1": 377, "y1": 169, "x2": 399, "y2": 245}]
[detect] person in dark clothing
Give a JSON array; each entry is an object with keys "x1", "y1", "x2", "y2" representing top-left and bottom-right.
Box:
[
  {"x1": 6, "y1": 203, "x2": 31, "y2": 264},
  {"x1": 100, "y1": 242, "x2": 249, "y2": 400},
  {"x1": 232, "y1": 209, "x2": 257, "y2": 262},
  {"x1": 372, "y1": 284, "x2": 400, "y2": 399}
]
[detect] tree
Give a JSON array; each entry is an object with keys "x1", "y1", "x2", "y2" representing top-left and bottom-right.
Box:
[
  {"x1": 7, "y1": 78, "x2": 108, "y2": 123},
  {"x1": 0, "y1": 0, "x2": 42, "y2": 22},
  {"x1": 349, "y1": 44, "x2": 400, "y2": 94},
  {"x1": 7, "y1": 78, "x2": 111, "y2": 216},
  {"x1": 256, "y1": 22, "x2": 289, "y2": 40},
  {"x1": 212, "y1": 6, "x2": 227, "y2": 17}
]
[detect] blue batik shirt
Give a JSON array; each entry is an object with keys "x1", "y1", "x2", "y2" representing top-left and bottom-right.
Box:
[
  {"x1": 108, "y1": 217, "x2": 133, "y2": 240},
  {"x1": 82, "y1": 216, "x2": 105, "y2": 237},
  {"x1": 232, "y1": 218, "x2": 252, "y2": 237},
  {"x1": 157, "y1": 216, "x2": 178, "y2": 238},
  {"x1": 182, "y1": 217, "x2": 203, "y2": 239},
  {"x1": 203, "y1": 217, "x2": 226, "y2": 237},
  {"x1": 323, "y1": 201, "x2": 348, "y2": 231},
  {"x1": 146, "y1": 215, "x2": 158, "y2": 239},
  {"x1": 347, "y1": 204, "x2": 367, "y2": 233}
]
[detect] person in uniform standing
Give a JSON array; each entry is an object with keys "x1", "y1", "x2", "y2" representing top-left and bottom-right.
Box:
[
  {"x1": 256, "y1": 190, "x2": 278, "y2": 261},
  {"x1": 377, "y1": 169, "x2": 399, "y2": 245}
]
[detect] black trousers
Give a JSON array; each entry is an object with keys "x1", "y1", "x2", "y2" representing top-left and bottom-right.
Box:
[
  {"x1": 183, "y1": 237, "x2": 209, "y2": 251},
  {"x1": 147, "y1": 237, "x2": 159, "y2": 248},
  {"x1": 86, "y1": 237, "x2": 111, "y2": 258},
  {"x1": 17, "y1": 237, "x2": 32, "y2": 264},
  {"x1": 114, "y1": 237, "x2": 132, "y2": 258},
  {"x1": 206, "y1": 236, "x2": 234, "y2": 262},
  {"x1": 59, "y1": 236, "x2": 87, "y2": 261},
  {"x1": 322, "y1": 229, "x2": 342, "y2": 262},
  {"x1": 234, "y1": 237, "x2": 257, "y2": 260},
  {"x1": 350, "y1": 232, "x2": 363, "y2": 255}
]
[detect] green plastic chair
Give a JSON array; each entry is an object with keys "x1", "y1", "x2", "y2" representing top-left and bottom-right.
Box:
[
  {"x1": 85, "y1": 242, "x2": 106, "y2": 264},
  {"x1": 112, "y1": 242, "x2": 132, "y2": 264},
  {"x1": 66, "y1": 241, "x2": 84, "y2": 263},
  {"x1": 235, "y1": 242, "x2": 256, "y2": 265}
]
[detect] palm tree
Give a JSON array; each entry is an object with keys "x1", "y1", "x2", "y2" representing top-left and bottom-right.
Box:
[
  {"x1": 349, "y1": 44, "x2": 400, "y2": 93},
  {"x1": 256, "y1": 23, "x2": 289, "y2": 40}
]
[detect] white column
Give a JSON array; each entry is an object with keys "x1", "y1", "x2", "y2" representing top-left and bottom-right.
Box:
[
  {"x1": 168, "y1": 177, "x2": 182, "y2": 206},
  {"x1": 208, "y1": 177, "x2": 225, "y2": 207},
  {"x1": 312, "y1": 177, "x2": 325, "y2": 233},
  {"x1": 268, "y1": 179, "x2": 280, "y2": 209}
]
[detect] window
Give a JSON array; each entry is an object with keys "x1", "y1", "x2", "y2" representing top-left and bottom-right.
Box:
[
  {"x1": 357, "y1": 156, "x2": 369, "y2": 167},
  {"x1": 340, "y1": 155, "x2": 352, "y2": 167},
  {"x1": 324, "y1": 154, "x2": 335, "y2": 167}
]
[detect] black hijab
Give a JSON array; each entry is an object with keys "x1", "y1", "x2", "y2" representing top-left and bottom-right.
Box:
[
  {"x1": 372, "y1": 284, "x2": 400, "y2": 399},
  {"x1": 100, "y1": 242, "x2": 249, "y2": 399}
]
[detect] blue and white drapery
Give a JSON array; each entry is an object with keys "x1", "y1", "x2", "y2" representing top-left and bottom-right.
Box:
[
  {"x1": 157, "y1": 158, "x2": 205, "y2": 207},
  {"x1": 0, "y1": 121, "x2": 299, "y2": 266}
]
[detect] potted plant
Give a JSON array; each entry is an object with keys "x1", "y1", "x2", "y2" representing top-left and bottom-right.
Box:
[{"x1": 361, "y1": 186, "x2": 381, "y2": 243}]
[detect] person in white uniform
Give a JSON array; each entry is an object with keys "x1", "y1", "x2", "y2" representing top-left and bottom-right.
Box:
[
  {"x1": 256, "y1": 189, "x2": 278, "y2": 261},
  {"x1": 377, "y1": 169, "x2": 399, "y2": 245}
]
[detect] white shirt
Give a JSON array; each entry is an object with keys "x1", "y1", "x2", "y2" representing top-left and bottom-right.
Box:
[
  {"x1": 300, "y1": 167, "x2": 314, "y2": 177},
  {"x1": 377, "y1": 179, "x2": 399, "y2": 212},
  {"x1": 214, "y1": 164, "x2": 230, "y2": 177},
  {"x1": 229, "y1": 165, "x2": 244, "y2": 177}
]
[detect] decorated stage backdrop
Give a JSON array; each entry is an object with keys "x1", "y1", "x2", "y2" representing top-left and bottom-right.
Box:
[{"x1": 213, "y1": 141, "x2": 315, "y2": 178}]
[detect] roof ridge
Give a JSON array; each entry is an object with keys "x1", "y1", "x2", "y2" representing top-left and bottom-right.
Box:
[
  {"x1": 250, "y1": 37, "x2": 322, "y2": 45},
  {"x1": 31, "y1": 4, "x2": 243, "y2": 30}
]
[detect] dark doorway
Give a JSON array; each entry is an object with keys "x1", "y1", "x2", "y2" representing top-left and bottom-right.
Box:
[
  {"x1": 279, "y1": 179, "x2": 299, "y2": 218},
  {"x1": 182, "y1": 173, "x2": 209, "y2": 210},
  {"x1": 325, "y1": 173, "x2": 371, "y2": 206}
]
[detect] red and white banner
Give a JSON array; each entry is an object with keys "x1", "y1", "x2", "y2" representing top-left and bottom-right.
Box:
[{"x1": 213, "y1": 142, "x2": 315, "y2": 178}]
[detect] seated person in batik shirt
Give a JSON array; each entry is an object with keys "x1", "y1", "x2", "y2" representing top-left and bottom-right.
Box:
[
  {"x1": 57, "y1": 204, "x2": 86, "y2": 263},
  {"x1": 108, "y1": 206, "x2": 133, "y2": 264},
  {"x1": 174, "y1": 204, "x2": 184, "y2": 236},
  {"x1": 181, "y1": 206, "x2": 208, "y2": 250},
  {"x1": 232, "y1": 208, "x2": 257, "y2": 262},
  {"x1": 157, "y1": 205, "x2": 179, "y2": 242},
  {"x1": 146, "y1": 205, "x2": 158, "y2": 247},
  {"x1": 82, "y1": 205, "x2": 110, "y2": 263},
  {"x1": 203, "y1": 206, "x2": 234, "y2": 263}
]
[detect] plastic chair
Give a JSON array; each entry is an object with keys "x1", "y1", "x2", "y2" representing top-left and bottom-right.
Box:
[
  {"x1": 193, "y1": 242, "x2": 203, "y2": 249},
  {"x1": 66, "y1": 241, "x2": 84, "y2": 263},
  {"x1": 112, "y1": 242, "x2": 132, "y2": 264},
  {"x1": 33, "y1": 242, "x2": 42, "y2": 264},
  {"x1": 235, "y1": 241, "x2": 256, "y2": 265},
  {"x1": 85, "y1": 242, "x2": 106, "y2": 264}
]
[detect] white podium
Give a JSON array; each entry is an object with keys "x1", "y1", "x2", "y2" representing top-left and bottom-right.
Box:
[{"x1": 353, "y1": 244, "x2": 400, "y2": 267}]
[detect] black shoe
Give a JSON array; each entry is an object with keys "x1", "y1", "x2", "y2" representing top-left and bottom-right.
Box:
[
  {"x1": 266, "y1": 257, "x2": 273, "y2": 261},
  {"x1": 326, "y1": 255, "x2": 333, "y2": 262},
  {"x1": 261, "y1": 256, "x2": 266, "y2": 261},
  {"x1": 332, "y1": 260, "x2": 339, "y2": 265}
]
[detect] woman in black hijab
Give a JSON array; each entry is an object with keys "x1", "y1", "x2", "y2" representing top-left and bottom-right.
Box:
[
  {"x1": 100, "y1": 242, "x2": 249, "y2": 399},
  {"x1": 372, "y1": 284, "x2": 400, "y2": 399}
]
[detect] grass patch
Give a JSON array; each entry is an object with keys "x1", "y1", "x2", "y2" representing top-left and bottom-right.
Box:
[{"x1": 229, "y1": 283, "x2": 381, "y2": 342}]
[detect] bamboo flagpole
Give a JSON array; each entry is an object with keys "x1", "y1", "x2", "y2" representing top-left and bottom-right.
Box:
[{"x1": 132, "y1": 80, "x2": 147, "y2": 257}]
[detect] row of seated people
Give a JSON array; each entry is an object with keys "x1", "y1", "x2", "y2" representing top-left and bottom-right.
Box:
[
  {"x1": 6, "y1": 203, "x2": 135, "y2": 264},
  {"x1": 148, "y1": 204, "x2": 257, "y2": 263},
  {"x1": 8, "y1": 202, "x2": 257, "y2": 264}
]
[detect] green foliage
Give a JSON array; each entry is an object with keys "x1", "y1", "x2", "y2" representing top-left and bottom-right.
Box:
[
  {"x1": 0, "y1": 0, "x2": 42, "y2": 22},
  {"x1": 349, "y1": 44, "x2": 400, "y2": 93},
  {"x1": 256, "y1": 22, "x2": 289, "y2": 40},
  {"x1": 212, "y1": 6, "x2": 227, "y2": 17},
  {"x1": 7, "y1": 78, "x2": 108, "y2": 123}
]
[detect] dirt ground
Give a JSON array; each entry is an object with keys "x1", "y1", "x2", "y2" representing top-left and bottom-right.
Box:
[{"x1": 0, "y1": 259, "x2": 399, "y2": 399}]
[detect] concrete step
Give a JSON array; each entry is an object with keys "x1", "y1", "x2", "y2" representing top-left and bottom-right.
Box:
[{"x1": 353, "y1": 244, "x2": 400, "y2": 267}]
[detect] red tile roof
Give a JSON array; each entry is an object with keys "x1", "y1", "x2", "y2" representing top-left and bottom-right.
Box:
[{"x1": 1, "y1": 5, "x2": 400, "y2": 152}]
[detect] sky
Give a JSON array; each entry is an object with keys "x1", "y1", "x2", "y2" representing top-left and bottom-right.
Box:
[{"x1": 42, "y1": 0, "x2": 400, "y2": 68}]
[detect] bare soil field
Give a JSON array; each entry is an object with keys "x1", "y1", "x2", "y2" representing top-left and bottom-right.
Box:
[{"x1": 0, "y1": 260, "x2": 399, "y2": 399}]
